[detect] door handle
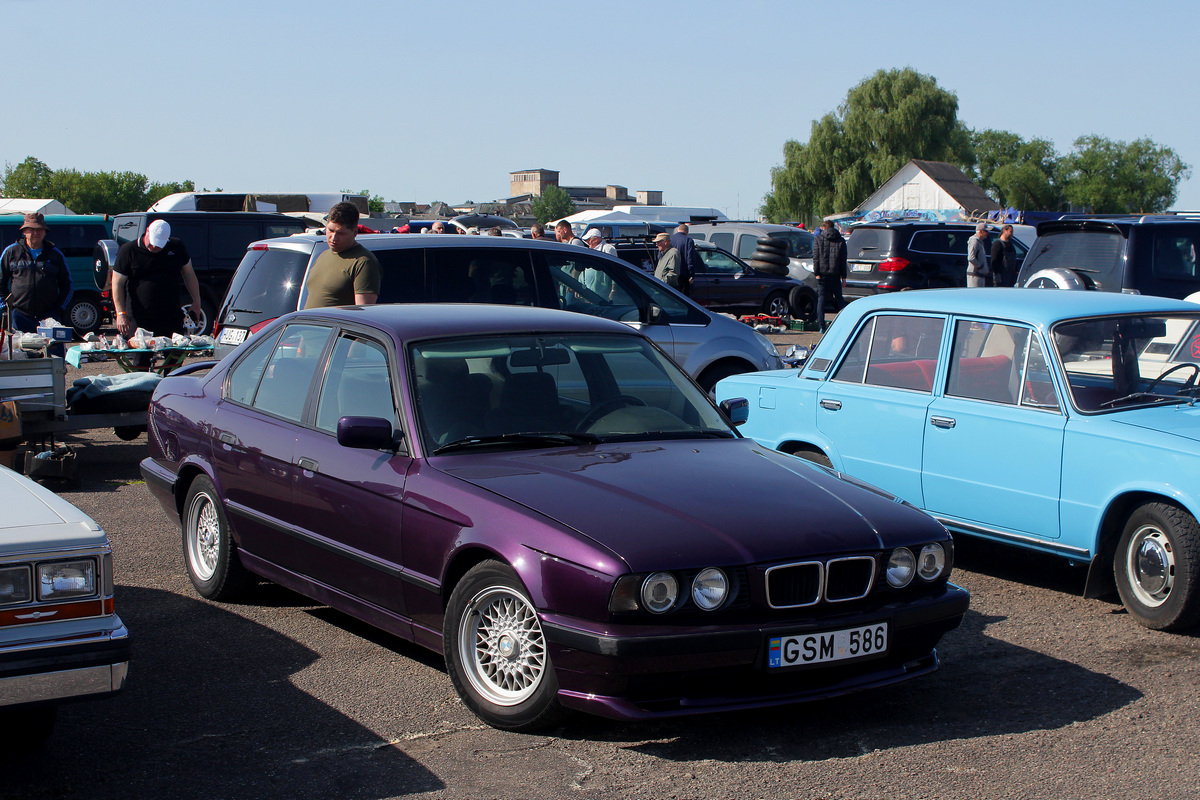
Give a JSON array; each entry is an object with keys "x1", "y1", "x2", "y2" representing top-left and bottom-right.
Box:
[
  {"x1": 218, "y1": 431, "x2": 237, "y2": 445},
  {"x1": 297, "y1": 457, "x2": 319, "y2": 472},
  {"x1": 819, "y1": 398, "x2": 842, "y2": 411},
  {"x1": 930, "y1": 416, "x2": 956, "y2": 429}
]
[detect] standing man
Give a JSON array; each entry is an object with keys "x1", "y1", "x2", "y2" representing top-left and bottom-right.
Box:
[
  {"x1": 112, "y1": 219, "x2": 201, "y2": 338},
  {"x1": 669, "y1": 224, "x2": 699, "y2": 296},
  {"x1": 303, "y1": 202, "x2": 382, "y2": 309},
  {"x1": 554, "y1": 220, "x2": 585, "y2": 247},
  {"x1": 429, "y1": 221, "x2": 447, "y2": 234},
  {"x1": 1, "y1": 213, "x2": 72, "y2": 332},
  {"x1": 966, "y1": 223, "x2": 990, "y2": 288},
  {"x1": 653, "y1": 233, "x2": 682, "y2": 289},
  {"x1": 528, "y1": 222, "x2": 548, "y2": 240},
  {"x1": 990, "y1": 224, "x2": 1017, "y2": 287},
  {"x1": 811, "y1": 220, "x2": 847, "y2": 333},
  {"x1": 582, "y1": 228, "x2": 617, "y2": 257}
]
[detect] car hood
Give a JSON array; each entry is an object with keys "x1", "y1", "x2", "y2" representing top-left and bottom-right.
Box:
[
  {"x1": 435, "y1": 439, "x2": 940, "y2": 571},
  {"x1": 1110, "y1": 403, "x2": 1200, "y2": 443},
  {"x1": 0, "y1": 467, "x2": 106, "y2": 552}
]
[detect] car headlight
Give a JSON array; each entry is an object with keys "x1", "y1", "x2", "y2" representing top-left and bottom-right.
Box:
[
  {"x1": 918, "y1": 543, "x2": 947, "y2": 581},
  {"x1": 0, "y1": 565, "x2": 33, "y2": 605},
  {"x1": 751, "y1": 330, "x2": 783, "y2": 363},
  {"x1": 885, "y1": 548, "x2": 915, "y2": 588},
  {"x1": 38, "y1": 559, "x2": 98, "y2": 601},
  {"x1": 641, "y1": 572, "x2": 679, "y2": 614},
  {"x1": 691, "y1": 568, "x2": 728, "y2": 611}
]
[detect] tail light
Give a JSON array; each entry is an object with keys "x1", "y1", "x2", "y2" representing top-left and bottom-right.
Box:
[
  {"x1": 250, "y1": 319, "x2": 276, "y2": 334},
  {"x1": 878, "y1": 257, "x2": 910, "y2": 272}
]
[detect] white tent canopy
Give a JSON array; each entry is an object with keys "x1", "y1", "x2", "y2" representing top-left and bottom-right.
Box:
[{"x1": 0, "y1": 198, "x2": 73, "y2": 215}]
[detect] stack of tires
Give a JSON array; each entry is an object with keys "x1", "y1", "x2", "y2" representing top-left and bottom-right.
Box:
[{"x1": 748, "y1": 236, "x2": 790, "y2": 276}]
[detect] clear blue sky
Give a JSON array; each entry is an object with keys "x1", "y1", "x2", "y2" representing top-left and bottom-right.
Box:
[{"x1": 6, "y1": 0, "x2": 1199, "y2": 216}]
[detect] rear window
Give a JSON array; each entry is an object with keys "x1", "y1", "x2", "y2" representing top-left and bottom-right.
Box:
[
  {"x1": 772, "y1": 230, "x2": 815, "y2": 259},
  {"x1": 846, "y1": 227, "x2": 893, "y2": 260},
  {"x1": 220, "y1": 248, "x2": 311, "y2": 327},
  {"x1": 1020, "y1": 230, "x2": 1125, "y2": 289}
]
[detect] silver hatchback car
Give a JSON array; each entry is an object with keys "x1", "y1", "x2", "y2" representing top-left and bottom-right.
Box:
[{"x1": 213, "y1": 234, "x2": 784, "y2": 390}]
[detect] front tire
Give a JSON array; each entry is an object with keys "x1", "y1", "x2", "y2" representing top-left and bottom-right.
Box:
[
  {"x1": 183, "y1": 476, "x2": 252, "y2": 601},
  {"x1": 763, "y1": 292, "x2": 790, "y2": 318},
  {"x1": 1114, "y1": 502, "x2": 1200, "y2": 630},
  {"x1": 444, "y1": 561, "x2": 565, "y2": 731}
]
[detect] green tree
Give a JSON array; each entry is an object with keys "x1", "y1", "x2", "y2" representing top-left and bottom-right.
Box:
[
  {"x1": 971, "y1": 130, "x2": 1062, "y2": 209},
  {"x1": 2, "y1": 156, "x2": 54, "y2": 198},
  {"x1": 531, "y1": 184, "x2": 576, "y2": 224},
  {"x1": 145, "y1": 179, "x2": 196, "y2": 209},
  {"x1": 762, "y1": 68, "x2": 973, "y2": 221},
  {"x1": 1059, "y1": 135, "x2": 1190, "y2": 213}
]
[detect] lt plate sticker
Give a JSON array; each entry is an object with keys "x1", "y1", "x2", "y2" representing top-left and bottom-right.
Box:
[{"x1": 768, "y1": 622, "x2": 887, "y2": 668}]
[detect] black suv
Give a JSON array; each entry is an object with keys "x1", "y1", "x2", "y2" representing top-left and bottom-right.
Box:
[
  {"x1": 610, "y1": 238, "x2": 811, "y2": 318},
  {"x1": 1017, "y1": 215, "x2": 1200, "y2": 299},
  {"x1": 93, "y1": 211, "x2": 308, "y2": 332},
  {"x1": 843, "y1": 221, "x2": 1028, "y2": 299}
]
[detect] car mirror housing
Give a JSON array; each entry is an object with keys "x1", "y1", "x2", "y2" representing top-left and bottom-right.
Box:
[
  {"x1": 642, "y1": 304, "x2": 665, "y2": 325},
  {"x1": 337, "y1": 416, "x2": 400, "y2": 450},
  {"x1": 719, "y1": 397, "x2": 750, "y2": 426}
]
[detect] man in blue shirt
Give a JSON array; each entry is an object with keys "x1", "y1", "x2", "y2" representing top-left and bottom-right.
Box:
[
  {"x1": 0, "y1": 213, "x2": 72, "y2": 332},
  {"x1": 669, "y1": 224, "x2": 699, "y2": 296}
]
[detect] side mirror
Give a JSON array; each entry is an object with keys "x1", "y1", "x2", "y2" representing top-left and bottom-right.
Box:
[
  {"x1": 642, "y1": 303, "x2": 665, "y2": 325},
  {"x1": 337, "y1": 416, "x2": 401, "y2": 450},
  {"x1": 719, "y1": 397, "x2": 750, "y2": 426}
]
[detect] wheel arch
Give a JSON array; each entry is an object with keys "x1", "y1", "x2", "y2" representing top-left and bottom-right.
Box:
[
  {"x1": 695, "y1": 356, "x2": 759, "y2": 393},
  {"x1": 776, "y1": 437, "x2": 840, "y2": 469},
  {"x1": 1086, "y1": 490, "x2": 1195, "y2": 598}
]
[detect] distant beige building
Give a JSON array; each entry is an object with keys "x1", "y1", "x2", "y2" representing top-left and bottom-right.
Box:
[{"x1": 508, "y1": 169, "x2": 661, "y2": 212}]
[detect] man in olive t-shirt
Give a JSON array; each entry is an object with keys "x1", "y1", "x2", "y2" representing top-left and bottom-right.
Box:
[{"x1": 302, "y1": 202, "x2": 381, "y2": 309}]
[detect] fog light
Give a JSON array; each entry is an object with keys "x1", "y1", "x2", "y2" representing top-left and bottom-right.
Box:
[
  {"x1": 691, "y1": 568, "x2": 728, "y2": 610},
  {"x1": 641, "y1": 572, "x2": 678, "y2": 614},
  {"x1": 886, "y1": 548, "x2": 915, "y2": 588},
  {"x1": 918, "y1": 543, "x2": 947, "y2": 580}
]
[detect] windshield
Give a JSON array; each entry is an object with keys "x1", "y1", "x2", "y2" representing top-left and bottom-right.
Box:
[
  {"x1": 1053, "y1": 313, "x2": 1200, "y2": 410},
  {"x1": 409, "y1": 333, "x2": 734, "y2": 452}
]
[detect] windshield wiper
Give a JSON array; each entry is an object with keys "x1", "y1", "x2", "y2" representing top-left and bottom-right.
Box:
[
  {"x1": 229, "y1": 306, "x2": 263, "y2": 314},
  {"x1": 1098, "y1": 392, "x2": 1190, "y2": 408},
  {"x1": 433, "y1": 432, "x2": 602, "y2": 454},
  {"x1": 601, "y1": 428, "x2": 736, "y2": 441}
]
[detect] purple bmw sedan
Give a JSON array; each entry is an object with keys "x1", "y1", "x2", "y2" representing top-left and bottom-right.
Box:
[{"x1": 141, "y1": 303, "x2": 968, "y2": 731}]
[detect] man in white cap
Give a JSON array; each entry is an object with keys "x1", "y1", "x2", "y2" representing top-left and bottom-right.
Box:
[
  {"x1": 112, "y1": 219, "x2": 202, "y2": 338},
  {"x1": 582, "y1": 228, "x2": 618, "y2": 258},
  {"x1": 965, "y1": 223, "x2": 991, "y2": 288}
]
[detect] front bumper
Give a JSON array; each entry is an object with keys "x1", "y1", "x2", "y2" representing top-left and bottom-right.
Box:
[
  {"x1": 0, "y1": 618, "x2": 131, "y2": 708},
  {"x1": 541, "y1": 582, "x2": 969, "y2": 720}
]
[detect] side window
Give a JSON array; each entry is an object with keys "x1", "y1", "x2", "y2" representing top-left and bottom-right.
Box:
[
  {"x1": 1019, "y1": 336, "x2": 1060, "y2": 410},
  {"x1": 545, "y1": 252, "x2": 637, "y2": 318},
  {"x1": 375, "y1": 248, "x2": 426, "y2": 304},
  {"x1": 946, "y1": 320, "x2": 1051, "y2": 408},
  {"x1": 833, "y1": 315, "x2": 945, "y2": 393},
  {"x1": 250, "y1": 324, "x2": 333, "y2": 422},
  {"x1": 209, "y1": 222, "x2": 261, "y2": 266},
  {"x1": 1153, "y1": 231, "x2": 1200, "y2": 280},
  {"x1": 315, "y1": 335, "x2": 396, "y2": 433},
  {"x1": 710, "y1": 232, "x2": 734, "y2": 251},
  {"x1": 226, "y1": 328, "x2": 284, "y2": 405},
  {"x1": 429, "y1": 249, "x2": 534, "y2": 305},
  {"x1": 169, "y1": 222, "x2": 207, "y2": 264},
  {"x1": 264, "y1": 222, "x2": 306, "y2": 238},
  {"x1": 735, "y1": 234, "x2": 758, "y2": 260},
  {"x1": 698, "y1": 249, "x2": 742, "y2": 274},
  {"x1": 910, "y1": 231, "x2": 951, "y2": 254},
  {"x1": 622, "y1": 268, "x2": 705, "y2": 322}
]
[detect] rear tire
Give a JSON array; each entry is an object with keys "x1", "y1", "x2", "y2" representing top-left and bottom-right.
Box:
[
  {"x1": 1114, "y1": 502, "x2": 1200, "y2": 630},
  {"x1": 788, "y1": 286, "x2": 816, "y2": 321},
  {"x1": 787, "y1": 446, "x2": 833, "y2": 468},
  {"x1": 763, "y1": 292, "x2": 791, "y2": 318},
  {"x1": 183, "y1": 475, "x2": 252, "y2": 601}
]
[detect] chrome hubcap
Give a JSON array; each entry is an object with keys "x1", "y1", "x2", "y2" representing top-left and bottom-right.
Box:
[{"x1": 1127, "y1": 525, "x2": 1175, "y2": 607}]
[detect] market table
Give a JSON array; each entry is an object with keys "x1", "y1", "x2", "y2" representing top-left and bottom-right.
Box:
[{"x1": 65, "y1": 344, "x2": 214, "y2": 376}]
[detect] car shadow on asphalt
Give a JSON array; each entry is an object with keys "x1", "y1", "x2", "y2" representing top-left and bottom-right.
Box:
[
  {"x1": 0, "y1": 587, "x2": 444, "y2": 800},
  {"x1": 561, "y1": 608, "x2": 1142, "y2": 761},
  {"x1": 952, "y1": 536, "x2": 1090, "y2": 595}
]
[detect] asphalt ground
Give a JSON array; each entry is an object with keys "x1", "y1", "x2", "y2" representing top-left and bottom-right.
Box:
[{"x1": 3, "y1": 339, "x2": 1200, "y2": 800}]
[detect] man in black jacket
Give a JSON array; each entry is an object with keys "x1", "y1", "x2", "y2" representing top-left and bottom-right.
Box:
[
  {"x1": 989, "y1": 224, "x2": 1017, "y2": 287},
  {"x1": 811, "y1": 220, "x2": 847, "y2": 332},
  {"x1": 0, "y1": 213, "x2": 73, "y2": 332}
]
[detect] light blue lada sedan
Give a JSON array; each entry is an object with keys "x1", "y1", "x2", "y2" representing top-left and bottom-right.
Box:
[{"x1": 717, "y1": 288, "x2": 1200, "y2": 631}]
